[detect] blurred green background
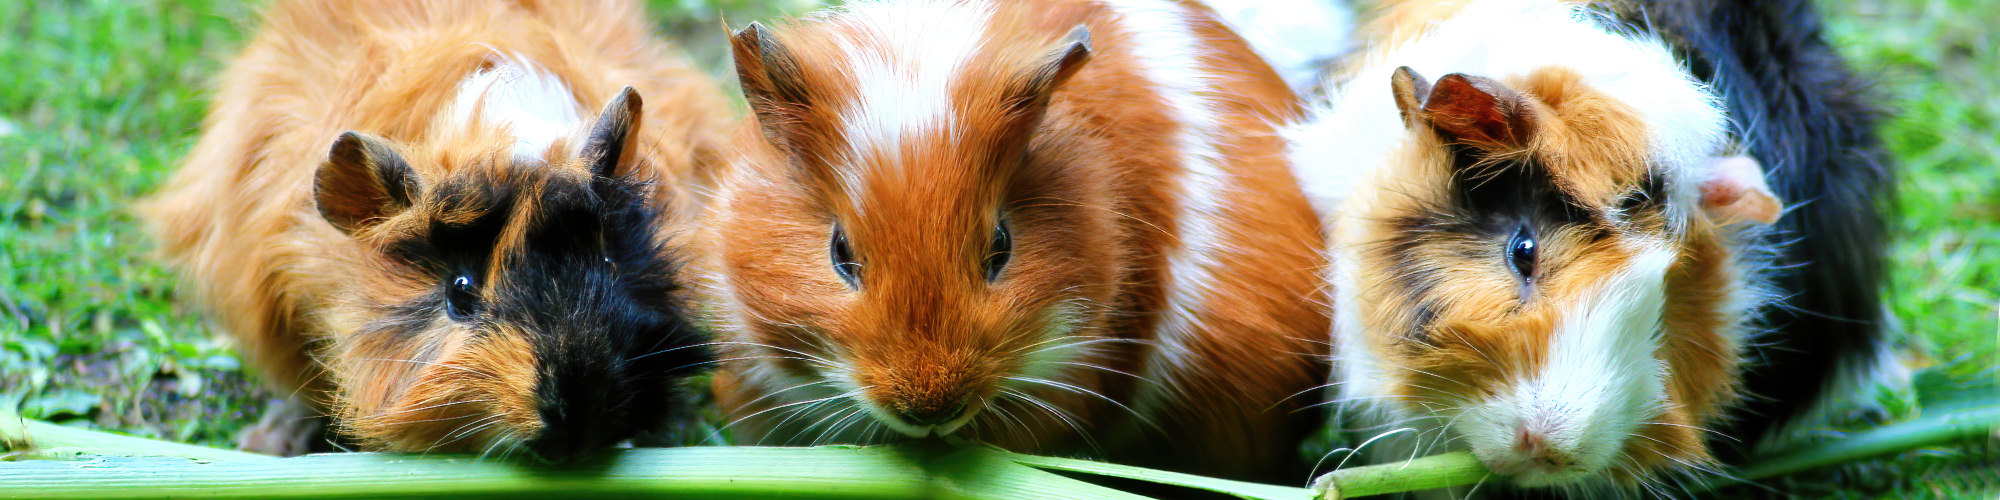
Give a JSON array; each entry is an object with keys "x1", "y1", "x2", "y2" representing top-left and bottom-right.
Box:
[{"x1": 0, "y1": 0, "x2": 1992, "y2": 496}]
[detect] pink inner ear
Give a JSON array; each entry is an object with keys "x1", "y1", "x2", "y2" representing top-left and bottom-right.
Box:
[{"x1": 1699, "y1": 155, "x2": 1782, "y2": 226}]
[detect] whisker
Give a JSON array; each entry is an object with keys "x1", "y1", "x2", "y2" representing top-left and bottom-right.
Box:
[
  {"x1": 1000, "y1": 387, "x2": 1101, "y2": 457},
  {"x1": 1003, "y1": 376, "x2": 1154, "y2": 430},
  {"x1": 427, "y1": 414, "x2": 504, "y2": 453},
  {"x1": 715, "y1": 388, "x2": 867, "y2": 437},
  {"x1": 378, "y1": 398, "x2": 495, "y2": 417},
  {"x1": 1048, "y1": 361, "x2": 1159, "y2": 386},
  {"x1": 798, "y1": 402, "x2": 865, "y2": 446}
]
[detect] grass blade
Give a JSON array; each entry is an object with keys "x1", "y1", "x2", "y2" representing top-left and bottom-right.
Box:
[
  {"x1": 0, "y1": 421, "x2": 1145, "y2": 500},
  {"x1": 1, "y1": 408, "x2": 266, "y2": 461},
  {"x1": 1309, "y1": 452, "x2": 1489, "y2": 499},
  {"x1": 1008, "y1": 452, "x2": 1314, "y2": 499},
  {"x1": 1730, "y1": 402, "x2": 2000, "y2": 483}
]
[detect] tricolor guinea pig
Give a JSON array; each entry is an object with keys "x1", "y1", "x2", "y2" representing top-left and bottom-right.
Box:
[
  {"x1": 691, "y1": 0, "x2": 1329, "y2": 481},
  {"x1": 1287, "y1": 0, "x2": 1812, "y2": 492},
  {"x1": 140, "y1": 0, "x2": 729, "y2": 460}
]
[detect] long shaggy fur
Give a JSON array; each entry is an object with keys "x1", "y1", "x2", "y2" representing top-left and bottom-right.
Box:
[{"x1": 141, "y1": 0, "x2": 730, "y2": 458}]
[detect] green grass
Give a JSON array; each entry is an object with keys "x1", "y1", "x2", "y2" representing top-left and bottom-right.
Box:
[
  {"x1": 0, "y1": 0, "x2": 1992, "y2": 496},
  {"x1": 1824, "y1": 0, "x2": 2000, "y2": 368},
  {"x1": 0, "y1": 0, "x2": 265, "y2": 446}
]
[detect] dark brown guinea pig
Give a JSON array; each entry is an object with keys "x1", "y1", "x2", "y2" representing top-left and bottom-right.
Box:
[
  {"x1": 688, "y1": 0, "x2": 1331, "y2": 482},
  {"x1": 139, "y1": 0, "x2": 728, "y2": 460}
]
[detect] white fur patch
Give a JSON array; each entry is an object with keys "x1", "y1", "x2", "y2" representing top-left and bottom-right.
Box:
[
  {"x1": 824, "y1": 0, "x2": 994, "y2": 202},
  {"x1": 1461, "y1": 247, "x2": 1675, "y2": 486},
  {"x1": 1098, "y1": 0, "x2": 1234, "y2": 411},
  {"x1": 1014, "y1": 301, "x2": 1092, "y2": 382},
  {"x1": 447, "y1": 54, "x2": 583, "y2": 162},
  {"x1": 1206, "y1": 0, "x2": 1357, "y2": 92},
  {"x1": 1327, "y1": 235, "x2": 1396, "y2": 424}
]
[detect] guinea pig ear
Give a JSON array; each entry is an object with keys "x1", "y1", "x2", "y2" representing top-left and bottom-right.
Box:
[
  {"x1": 580, "y1": 87, "x2": 642, "y2": 179},
  {"x1": 731, "y1": 21, "x2": 811, "y2": 152},
  {"x1": 1006, "y1": 25, "x2": 1092, "y2": 119},
  {"x1": 1390, "y1": 66, "x2": 1432, "y2": 126},
  {"x1": 317, "y1": 131, "x2": 421, "y2": 234},
  {"x1": 989, "y1": 25, "x2": 1090, "y2": 157},
  {"x1": 1698, "y1": 154, "x2": 1782, "y2": 226},
  {"x1": 1418, "y1": 73, "x2": 1536, "y2": 149}
]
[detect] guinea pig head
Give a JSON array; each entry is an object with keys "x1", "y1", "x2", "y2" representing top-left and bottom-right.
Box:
[
  {"x1": 313, "y1": 89, "x2": 710, "y2": 461},
  {"x1": 715, "y1": 20, "x2": 1119, "y2": 444},
  {"x1": 1342, "y1": 67, "x2": 1779, "y2": 486}
]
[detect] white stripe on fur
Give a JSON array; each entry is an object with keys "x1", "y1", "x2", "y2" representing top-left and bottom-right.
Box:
[
  {"x1": 827, "y1": 0, "x2": 994, "y2": 204},
  {"x1": 1206, "y1": 0, "x2": 1357, "y2": 92},
  {"x1": 447, "y1": 54, "x2": 582, "y2": 162},
  {"x1": 1099, "y1": 0, "x2": 1233, "y2": 410}
]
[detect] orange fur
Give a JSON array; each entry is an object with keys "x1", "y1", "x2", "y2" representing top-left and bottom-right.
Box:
[
  {"x1": 695, "y1": 0, "x2": 1328, "y2": 481},
  {"x1": 140, "y1": 0, "x2": 729, "y2": 454}
]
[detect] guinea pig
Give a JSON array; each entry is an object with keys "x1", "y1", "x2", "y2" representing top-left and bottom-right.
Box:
[
  {"x1": 139, "y1": 0, "x2": 729, "y2": 460},
  {"x1": 1286, "y1": 0, "x2": 1801, "y2": 492},
  {"x1": 690, "y1": 0, "x2": 1329, "y2": 481}
]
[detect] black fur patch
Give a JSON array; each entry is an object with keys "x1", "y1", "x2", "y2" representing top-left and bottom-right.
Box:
[
  {"x1": 1379, "y1": 147, "x2": 1601, "y2": 346},
  {"x1": 359, "y1": 160, "x2": 713, "y2": 461},
  {"x1": 1451, "y1": 148, "x2": 1588, "y2": 228},
  {"x1": 505, "y1": 168, "x2": 710, "y2": 461}
]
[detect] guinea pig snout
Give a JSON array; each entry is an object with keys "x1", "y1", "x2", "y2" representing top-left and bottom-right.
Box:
[
  {"x1": 522, "y1": 359, "x2": 623, "y2": 462},
  {"x1": 1463, "y1": 395, "x2": 1622, "y2": 487},
  {"x1": 524, "y1": 370, "x2": 624, "y2": 462},
  {"x1": 1483, "y1": 419, "x2": 1586, "y2": 480},
  {"x1": 510, "y1": 306, "x2": 703, "y2": 461},
  {"x1": 863, "y1": 358, "x2": 988, "y2": 437}
]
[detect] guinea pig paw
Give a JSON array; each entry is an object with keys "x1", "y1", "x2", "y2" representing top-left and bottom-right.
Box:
[{"x1": 235, "y1": 397, "x2": 329, "y2": 457}]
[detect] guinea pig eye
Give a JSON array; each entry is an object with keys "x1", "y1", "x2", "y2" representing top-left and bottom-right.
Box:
[
  {"x1": 984, "y1": 219, "x2": 1012, "y2": 282},
  {"x1": 830, "y1": 224, "x2": 861, "y2": 288},
  {"x1": 445, "y1": 274, "x2": 481, "y2": 320},
  {"x1": 1506, "y1": 226, "x2": 1537, "y2": 282}
]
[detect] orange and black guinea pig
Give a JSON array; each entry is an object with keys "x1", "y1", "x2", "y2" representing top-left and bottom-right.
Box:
[
  {"x1": 319, "y1": 92, "x2": 715, "y2": 462},
  {"x1": 140, "y1": 0, "x2": 733, "y2": 462}
]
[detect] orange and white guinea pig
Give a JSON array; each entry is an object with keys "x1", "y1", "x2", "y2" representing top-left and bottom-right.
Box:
[
  {"x1": 691, "y1": 0, "x2": 1329, "y2": 481},
  {"x1": 141, "y1": 0, "x2": 729, "y2": 460},
  {"x1": 1287, "y1": 0, "x2": 1784, "y2": 492}
]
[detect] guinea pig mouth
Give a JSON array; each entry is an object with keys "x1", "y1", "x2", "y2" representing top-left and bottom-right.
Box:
[
  {"x1": 1458, "y1": 407, "x2": 1621, "y2": 488},
  {"x1": 1475, "y1": 445, "x2": 1598, "y2": 488},
  {"x1": 865, "y1": 400, "x2": 982, "y2": 439}
]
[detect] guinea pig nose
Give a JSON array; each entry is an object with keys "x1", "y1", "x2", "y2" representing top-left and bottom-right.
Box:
[
  {"x1": 1511, "y1": 426, "x2": 1574, "y2": 470},
  {"x1": 525, "y1": 380, "x2": 619, "y2": 463},
  {"x1": 1514, "y1": 426, "x2": 1545, "y2": 456}
]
